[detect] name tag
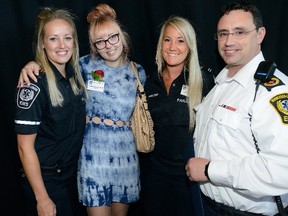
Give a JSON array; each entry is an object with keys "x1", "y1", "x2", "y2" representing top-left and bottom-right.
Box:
[
  {"x1": 87, "y1": 80, "x2": 105, "y2": 92},
  {"x1": 180, "y1": 85, "x2": 188, "y2": 96}
]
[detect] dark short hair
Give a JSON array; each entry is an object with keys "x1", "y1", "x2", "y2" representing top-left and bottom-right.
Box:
[{"x1": 219, "y1": 1, "x2": 263, "y2": 29}]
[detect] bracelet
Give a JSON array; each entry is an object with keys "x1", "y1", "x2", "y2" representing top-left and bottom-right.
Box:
[{"x1": 204, "y1": 161, "x2": 211, "y2": 181}]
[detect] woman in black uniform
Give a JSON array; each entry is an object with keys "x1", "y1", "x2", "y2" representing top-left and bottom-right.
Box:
[
  {"x1": 143, "y1": 16, "x2": 215, "y2": 216},
  {"x1": 14, "y1": 8, "x2": 87, "y2": 216}
]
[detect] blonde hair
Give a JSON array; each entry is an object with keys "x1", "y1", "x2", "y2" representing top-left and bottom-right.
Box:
[
  {"x1": 155, "y1": 16, "x2": 203, "y2": 129},
  {"x1": 33, "y1": 7, "x2": 87, "y2": 107},
  {"x1": 86, "y1": 3, "x2": 130, "y2": 60}
]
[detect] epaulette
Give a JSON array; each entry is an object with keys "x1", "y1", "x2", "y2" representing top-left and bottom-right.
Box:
[
  {"x1": 260, "y1": 75, "x2": 285, "y2": 91},
  {"x1": 201, "y1": 66, "x2": 213, "y2": 74}
]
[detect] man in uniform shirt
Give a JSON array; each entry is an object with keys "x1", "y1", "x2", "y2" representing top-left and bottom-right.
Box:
[{"x1": 185, "y1": 1, "x2": 288, "y2": 215}]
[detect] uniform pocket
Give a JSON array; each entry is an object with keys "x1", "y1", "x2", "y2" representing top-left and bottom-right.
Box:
[
  {"x1": 211, "y1": 106, "x2": 241, "y2": 131},
  {"x1": 209, "y1": 106, "x2": 244, "y2": 151}
]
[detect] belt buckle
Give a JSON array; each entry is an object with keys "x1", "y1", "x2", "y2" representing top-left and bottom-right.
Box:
[{"x1": 55, "y1": 164, "x2": 62, "y2": 174}]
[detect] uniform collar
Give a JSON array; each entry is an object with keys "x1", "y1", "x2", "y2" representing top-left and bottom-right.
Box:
[
  {"x1": 157, "y1": 69, "x2": 187, "y2": 82},
  {"x1": 215, "y1": 52, "x2": 265, "y2": 88},
  {"x1": 49, "y1": 61, "x2": 74, "y2": 82}
]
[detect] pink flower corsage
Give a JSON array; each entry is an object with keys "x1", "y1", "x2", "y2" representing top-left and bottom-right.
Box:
[{"x1": 91, "y1": 70, "x2": 104, "y2": 81}]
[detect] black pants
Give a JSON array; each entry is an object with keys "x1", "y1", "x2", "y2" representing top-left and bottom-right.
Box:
[
  {"x1": 144, "y1": 157, "x2": 194, "y2": 216},
  {"x1": 20, "y1": 165, "x2": 86, "y2": 216},
  {"x1": 201, "y1": 193, "x2": 288, "y2": 216},
  {"x1": 201, "y1": 192, "x2": 288, "y2": 216}
]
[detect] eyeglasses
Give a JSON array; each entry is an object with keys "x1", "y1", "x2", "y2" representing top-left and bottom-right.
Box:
[
  {"x1": 94, "y1": 33, "x2": 120, "y2": 50},
  {"x1": 214, "y1": 28, "x2": 257, "y2": 41}
]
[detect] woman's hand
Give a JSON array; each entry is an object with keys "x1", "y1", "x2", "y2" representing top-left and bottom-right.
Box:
[
  {"x1": 17, "y1": 61, "x2": 41, "y2": 87},
  {"x1": 37, "y1": 197, "x2": 57, "y2": 216}
]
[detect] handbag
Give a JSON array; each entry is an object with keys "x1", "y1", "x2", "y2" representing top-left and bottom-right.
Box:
[{"x1": 130, "y1": 61, "x2": 155, "y2": 153}]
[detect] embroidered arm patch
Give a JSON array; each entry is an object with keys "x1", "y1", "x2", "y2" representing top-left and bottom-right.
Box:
[
  {"x1": 269, "y1": 93, "x2": 288, "y2": 125},
  {"x1": 17, "y1": 83, "x2": 40, "y2": 109}
]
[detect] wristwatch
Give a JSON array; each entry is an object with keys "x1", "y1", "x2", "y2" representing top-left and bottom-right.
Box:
[{"x1": 204, "y1": 161, "x2": 211, "y2": 181}]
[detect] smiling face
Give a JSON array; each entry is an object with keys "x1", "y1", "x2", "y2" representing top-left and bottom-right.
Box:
[
  {"x1": 42, "y1": 18, "x2": 74, "y2": 72},
  {"x1": 161, "y1": 25, "x2": 189, "y2": 70},
  {"x1": 217, "y1": 10, "x2": 265, "y2": 74},
  {"x1": 92, "y1": 21, "x2": 124, "y2": 67}
]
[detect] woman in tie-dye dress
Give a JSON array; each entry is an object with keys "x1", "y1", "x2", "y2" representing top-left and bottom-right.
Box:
[
  {"x1": 77, "y1": 3, "x2": 146, "y2": 216},
  {"x1": 17, "y1": 4, "x2": 145, "y2": 215}
]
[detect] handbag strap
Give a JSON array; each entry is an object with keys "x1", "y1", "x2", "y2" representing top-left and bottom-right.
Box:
[{"x1": 131, "y1": 61, "x2": 145, "y2": 94}]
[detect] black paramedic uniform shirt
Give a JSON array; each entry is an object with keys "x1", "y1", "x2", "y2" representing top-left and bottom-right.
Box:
[
  {"x1": 15, "y1": 63, "x2": 86, "y2": 167},
  {"x1": 145, "y1": 69, "x2": 214, "y2": 165}
]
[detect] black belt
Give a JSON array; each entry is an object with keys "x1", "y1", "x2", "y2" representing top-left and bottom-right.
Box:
[
  {"x1": 40, "y1": 161, "x2": 76, "y2": 174},
  {"x1": 20, "y1": 160, "x2": 77, "y2": 177},
  {"x1": 201, "y1": 192, "x2": 262, "y2": 216}
]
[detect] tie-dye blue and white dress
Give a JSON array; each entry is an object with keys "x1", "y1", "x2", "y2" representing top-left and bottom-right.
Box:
[{"x1": 77, "y1": 55, "x2": 146, "y2": 207}]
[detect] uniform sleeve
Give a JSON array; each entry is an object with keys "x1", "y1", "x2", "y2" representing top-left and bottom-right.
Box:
[
  {"x1": 210, "y1": 84, "x2": 288, "y2": 198},
  {"x1": 14, "y1": 79, "x2": 47, "y2": 134}
]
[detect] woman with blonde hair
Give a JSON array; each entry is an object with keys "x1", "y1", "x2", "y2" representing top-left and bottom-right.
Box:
[
  {"x1": 17, "y1": 3, "x2": 145, "y2": 216},
  {"x1": 15, "y1": 7, "x2": 87, "y2": 216},
  {"x1": 144, "y1": 16, "x2": 214, "y2": 216},
  {"x1": 76, "y1": 4, "x2": 145, "y2": 216}
]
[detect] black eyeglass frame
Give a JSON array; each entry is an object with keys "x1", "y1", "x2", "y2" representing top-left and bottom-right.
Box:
[
  {"x1": 94, "y1": 33, "x2": 120, "y2": 50},
  {"x1": 214, "y1": 28, "x2": 257, "y2": 40}
]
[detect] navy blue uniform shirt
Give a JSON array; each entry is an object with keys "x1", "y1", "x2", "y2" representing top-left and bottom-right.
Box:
[
  {"x1": 15, "y1": 63, "x2": 86, "y2": 167},
  {"x1": 145, "y1": 68, "x2": 214, "y2": 165}
]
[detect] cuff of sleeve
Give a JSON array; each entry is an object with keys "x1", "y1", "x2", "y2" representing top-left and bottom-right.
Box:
[
  {"x1": 208, "y1": 160, "x2": 230, "y2": 186},
  {"x1": 204, "y1": 161, "x2": 211, "y2": 181}
]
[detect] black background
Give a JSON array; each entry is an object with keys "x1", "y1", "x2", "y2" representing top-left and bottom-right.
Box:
[{"x1": 1, "y1": 0, "x2": 287, "y2": 214}]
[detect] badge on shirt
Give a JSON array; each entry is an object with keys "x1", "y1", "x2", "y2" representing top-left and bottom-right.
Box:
[
  {"x1": 17, "y1": 83, "x2": 40, "y2": 109},
  {"x1": 87, "y1": 80, "x2": 105, "y2": 92},
  {"x1": 261, "y1": 77, "x2": 284, "y2": 91},
  {"x1": 269, "y1": 93, "x2": 288, "y2": 125},
  {"x1": 180, "y1": 85, "x2": 188, "y2": 96}
]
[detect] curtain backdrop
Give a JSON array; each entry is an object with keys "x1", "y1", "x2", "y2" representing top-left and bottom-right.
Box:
[{"x1": 1, "y1": 0, "x2": 287, "y2": 214}]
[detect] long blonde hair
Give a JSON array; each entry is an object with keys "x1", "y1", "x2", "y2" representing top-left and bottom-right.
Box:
[
  {"x1": 33, "y1": 7, "x2": 87, "y2": 107},
  {"x1": 155, "y1": 16, "x2": 203, "y2": 129}
]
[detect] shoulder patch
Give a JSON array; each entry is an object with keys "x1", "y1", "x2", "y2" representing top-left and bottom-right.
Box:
[
  {"x1": 269, "y1": 93, "x2": 288, "y2": 125},
  {"x1": 261, "y1": 77, "x2": 284, "y2": 91},
  {"x1": 17, "y1": 83, "x2": 40, "y2": 109}
]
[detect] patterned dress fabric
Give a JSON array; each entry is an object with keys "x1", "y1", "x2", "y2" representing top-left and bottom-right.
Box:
[{"x1": 77, "y1": 55, "x2": 145, "y2": 207}]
